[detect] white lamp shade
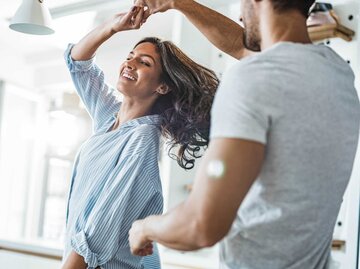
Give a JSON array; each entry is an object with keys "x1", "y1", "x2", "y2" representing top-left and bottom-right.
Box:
[{"x1": 9, "y1": 0, "x2": 55, "y2": 35}]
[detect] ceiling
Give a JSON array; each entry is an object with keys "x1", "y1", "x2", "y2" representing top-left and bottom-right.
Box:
[
  {"x1": 49, "y1": 0, "x2": 239, "y2": 17},
  {"x1": 0, "y1": 0, "x2": 238, "y2": 19},
  {"x1": 0, "y1": 0, "x2": 133, "y2": 57},
  {"x1": 0, "y1": 0, "x2": 85, "y2": 19}
]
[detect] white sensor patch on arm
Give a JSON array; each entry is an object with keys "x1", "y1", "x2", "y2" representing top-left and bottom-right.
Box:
[{"x1": 206, "y1": 159, "x2": 225, "y2": 179}]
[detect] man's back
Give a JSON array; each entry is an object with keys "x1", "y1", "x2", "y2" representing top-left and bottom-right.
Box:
[{"x1": 210, "y1": 42, "x2": 360, "y2": 269}]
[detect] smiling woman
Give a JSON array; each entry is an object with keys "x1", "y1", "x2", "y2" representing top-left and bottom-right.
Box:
[
  {"x1": 120, "y1": 37, "x2": 219, "y2": 169},
  {"x1": 61, "y1": 5, "x2": 218, "y2": 269},
  {"x1": 116, "y1": 42, "x2": 164, "y2": 105}
]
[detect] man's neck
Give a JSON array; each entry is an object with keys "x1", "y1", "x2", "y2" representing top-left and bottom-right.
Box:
[{"x1": 259, "y1": 8, "x2": 312, "y2": 50}]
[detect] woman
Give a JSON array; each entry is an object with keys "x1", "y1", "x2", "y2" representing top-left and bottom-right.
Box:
[{"x1": 61, "y1": 5, "x2": 218, "y2": 269}]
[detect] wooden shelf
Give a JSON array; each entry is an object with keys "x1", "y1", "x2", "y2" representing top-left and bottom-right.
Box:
[
  {"x1": 331, "y1": 239, "x2": 346, "y2": 250},
  {"x1": 308, "y1": 23, "x2": 355, "y2": 42}
]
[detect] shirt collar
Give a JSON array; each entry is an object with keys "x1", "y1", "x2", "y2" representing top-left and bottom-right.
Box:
[{"x1": 112, "y1": 113, "x2": 162, "y2": 129}]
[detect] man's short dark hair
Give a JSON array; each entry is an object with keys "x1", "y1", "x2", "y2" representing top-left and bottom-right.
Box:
[{"x1": 270, "y1": 0, "x2": 316, "y2": 17}]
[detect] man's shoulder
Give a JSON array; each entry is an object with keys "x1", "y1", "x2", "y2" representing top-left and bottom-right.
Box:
[
  {"x1": 223, "y1": 55, "x2": 274, "y2": 90},
  {"x1": 230, "y1": 53, "x2": 274, "y2": 76}
]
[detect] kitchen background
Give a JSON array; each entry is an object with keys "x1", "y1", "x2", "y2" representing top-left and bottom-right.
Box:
[{"x1": 0, "y1": 0, "x2": 359, "y2": 268}]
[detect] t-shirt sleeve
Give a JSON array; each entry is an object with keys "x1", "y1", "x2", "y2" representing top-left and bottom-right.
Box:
[
  {"x1": 210, "y1": 61, "x2": 270, "y2": 144},
  {"x1": 64, "y1": 44, "x2": 121, "y2": 133}
]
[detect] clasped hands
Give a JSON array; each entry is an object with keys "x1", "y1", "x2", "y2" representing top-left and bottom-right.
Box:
[{"x1": 111, "y1": 0, "x2": 174, "y2": 33}]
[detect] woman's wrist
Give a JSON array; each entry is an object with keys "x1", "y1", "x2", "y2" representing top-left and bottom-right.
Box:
[{"x1": 106, "y1": 18, "x2": 121, "y2": 36}]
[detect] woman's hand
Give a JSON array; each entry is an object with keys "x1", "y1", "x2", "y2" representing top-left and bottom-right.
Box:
[
  {"x1": 134, "y1": 0, "x2": 176, "y2": 22},
  {"x1": 110, "y1": 6, "x2": 146, "y2": 33}
]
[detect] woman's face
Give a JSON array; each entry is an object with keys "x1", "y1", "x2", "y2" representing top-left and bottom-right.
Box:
[{"x1": 117, "y1": 42, "x2": 164, "y2": 100}]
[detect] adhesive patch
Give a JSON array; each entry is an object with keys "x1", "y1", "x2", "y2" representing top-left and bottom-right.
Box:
[{"x1": 206, "y1": 159, "x2": 225, "y2": 179}]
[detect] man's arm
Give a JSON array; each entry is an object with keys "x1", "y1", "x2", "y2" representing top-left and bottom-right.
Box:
[
  {"x1": 135, "y1": 0, "x2": 251, "y2": 59},
  {"x1": 129, "y1": 138, "x2": 264, "y2": 253}
]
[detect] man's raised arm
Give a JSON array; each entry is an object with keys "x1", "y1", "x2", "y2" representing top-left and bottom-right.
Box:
[{"x1": 135, "y1": 0, "x2": 251, "y2": 59}]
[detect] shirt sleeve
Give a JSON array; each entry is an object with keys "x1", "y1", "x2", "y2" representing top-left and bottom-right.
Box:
[
  {"x1": 64, "y1": 44, "x2": 121, "y2": 132},
  {"x1": 210, "y1": 60, "x2": 271, "y2": 144},
  {"x1": 70, "y1": 130, "x2": 163, "y2": 268}
]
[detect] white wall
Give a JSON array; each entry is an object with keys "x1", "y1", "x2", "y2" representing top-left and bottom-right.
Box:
[{"x1": 325, "y1": 1, "x2": 360, "y2": 268}]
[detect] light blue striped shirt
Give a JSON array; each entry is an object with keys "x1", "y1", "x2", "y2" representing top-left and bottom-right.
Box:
[{"x1": 63, "y1": 44, "x2": 163, "y2": 269}]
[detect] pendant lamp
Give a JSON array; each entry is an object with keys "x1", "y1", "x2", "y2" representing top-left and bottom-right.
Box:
[{"x1": 9, "y1": 0, "x2": 55, "y2": 35}]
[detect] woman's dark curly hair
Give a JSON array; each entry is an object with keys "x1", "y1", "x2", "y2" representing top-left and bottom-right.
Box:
[{"x1": 134, "y1": 37, "x2": 219, "y2": 170}]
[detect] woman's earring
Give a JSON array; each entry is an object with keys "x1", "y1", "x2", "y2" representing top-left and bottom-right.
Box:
[{"x1": 158, "y1": 84, "x2": 169, "y2": 95}]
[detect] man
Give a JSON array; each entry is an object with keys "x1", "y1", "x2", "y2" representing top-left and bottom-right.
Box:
[{"x1": 129, "y1": 0, "x2": 360, "y2": 268}]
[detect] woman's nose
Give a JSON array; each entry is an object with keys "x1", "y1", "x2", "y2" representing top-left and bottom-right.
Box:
[{"x1": 125, "y1": 59, "x2": 136, "y2": 70}]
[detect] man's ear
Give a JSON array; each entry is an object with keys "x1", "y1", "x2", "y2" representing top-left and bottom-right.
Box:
[{"x1": 156, "y1": 83, "x2": 170, "y2": 95}]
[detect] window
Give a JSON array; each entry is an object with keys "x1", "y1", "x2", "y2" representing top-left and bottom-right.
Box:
[
  {"x1": 0, "y1": 83, "x2": 91, "y2": 247},
  {"x1": 0, "y1": 82, "x2": 42, "y2": 240}
]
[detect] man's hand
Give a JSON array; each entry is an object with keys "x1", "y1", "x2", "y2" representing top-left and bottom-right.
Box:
[{"x1": 129, "y1": 219, "x2": 154, "y2": 256}]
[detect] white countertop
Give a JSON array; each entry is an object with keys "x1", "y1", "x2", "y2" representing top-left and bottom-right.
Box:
[
  {"x1": 0, "y1": 238, "x2": 219, "y2": 268},
  {"x1": 0, "y1": 238, "x2": 63, "y2": 258}
]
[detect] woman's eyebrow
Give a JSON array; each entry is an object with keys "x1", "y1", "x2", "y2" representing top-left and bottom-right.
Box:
[{"x1": 129, "y1": 51, "x2": 156, "y2": 64}]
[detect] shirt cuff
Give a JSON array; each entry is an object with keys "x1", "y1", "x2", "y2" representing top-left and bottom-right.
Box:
[
  {"x1": 64, "y1": 43, "x2": 96, "y2": 72},
  {"x1": 210, "y1": 127, "x2": 267, "y2": 145},
  {"x1": 71, "y1": 230, "x2": 99, "y2": 269}
]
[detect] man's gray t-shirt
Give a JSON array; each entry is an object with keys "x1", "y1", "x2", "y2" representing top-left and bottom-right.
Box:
[{"x1": 210, "y1": 42, "x2": 360, "y2": 269}]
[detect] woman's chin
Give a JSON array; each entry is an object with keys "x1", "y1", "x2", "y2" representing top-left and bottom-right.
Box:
[
  {"x1": 117, "y1": 80, "x2": 133, "y2": 93},
  {"x1": 116, "y1": 84, "x2": 126, "y2": 95}
]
